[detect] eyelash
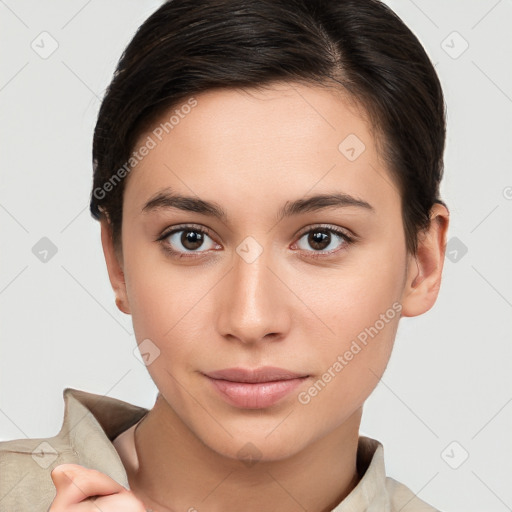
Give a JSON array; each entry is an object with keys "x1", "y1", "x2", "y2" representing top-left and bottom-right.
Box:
[{"x1": 156, "y1": 223, "x2": 355, "y2": 260}]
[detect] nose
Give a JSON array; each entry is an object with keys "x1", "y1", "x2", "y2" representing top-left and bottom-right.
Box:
[{"x1": 216, "y1": 239, "x2": 291, "y2": 345}]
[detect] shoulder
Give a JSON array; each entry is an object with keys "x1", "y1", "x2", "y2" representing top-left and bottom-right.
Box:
[
  {"x1": 0, "y1": 434, "x2": 74, "y2": 511},
  {"x1": 0, "y1": 387, "x2": 148, "y2": 511},
  {"x1": 385, "y1": 476, "x2": 442, "y2": 512},
  {"x1": 354, "y1": 435, "x2": 443, "y2": 512}
]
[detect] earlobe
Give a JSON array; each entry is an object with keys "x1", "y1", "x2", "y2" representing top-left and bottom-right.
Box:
[
  {"x1": 115, "y1": 295, "x2": 130, "y2": 315},
  {"x1": 100, "y1": 217, "x2": 131, "y2": 315},
  {"x1": 401, "y1": 203, "x2": 450, "y2": 317}
]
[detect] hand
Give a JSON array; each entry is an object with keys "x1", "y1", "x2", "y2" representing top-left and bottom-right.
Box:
[{"x1": 48, "y1": 463, "x2": 148, "y2": 511}]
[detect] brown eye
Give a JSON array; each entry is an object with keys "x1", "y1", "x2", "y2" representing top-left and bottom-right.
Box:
[
  {"x1": 306, "y1": 229, "x2": 331, "y2": 251},
  {"x1": 158, "y1": 225, "x2": 220, "y2": 258},
  {"x1": 179, "y1": 229, "x2": 205, "y2": 250},
  {"x1": 294, "y1": 225, "x2": 353, "y2": 257}
]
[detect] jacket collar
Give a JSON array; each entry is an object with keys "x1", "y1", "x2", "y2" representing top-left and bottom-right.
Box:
[
  {"x1": 59, "y1": 387, "x2": 148, "y2": 488},
  {"x1": 61, "y1": 387, "x2": 389, "y2": 510}
]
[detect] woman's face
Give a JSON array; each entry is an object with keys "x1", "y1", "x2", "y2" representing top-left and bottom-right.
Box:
[{"x1": 110, "y1": 82, "x2": 417, "y2": 461}]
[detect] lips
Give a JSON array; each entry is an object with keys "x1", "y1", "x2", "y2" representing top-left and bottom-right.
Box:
[{"x1": 204, "y1": 366, "x2": 309, "y2": 383}]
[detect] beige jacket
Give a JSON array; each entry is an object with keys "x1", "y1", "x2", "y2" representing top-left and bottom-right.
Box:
[{"x1": 0, "y1": 388, "x2": 441, "y2": 511}]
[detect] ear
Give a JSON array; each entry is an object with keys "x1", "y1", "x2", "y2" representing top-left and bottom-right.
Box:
[
  {"x1": 100, "y1": 217, "x2": 131, "y2": 315},
  {"x1": 401, "y1": 203, "x2": 450, "y2": 317}
]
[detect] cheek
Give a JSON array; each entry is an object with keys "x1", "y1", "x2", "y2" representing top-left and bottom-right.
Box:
[
  {"x1": 317, "y1": 246, "x2": 404, "y2": 343},
  {"x1": 300, "y1": 246, "x2": 404, "y2": 410},
  {"x1": 297, "y1": 299, "x2": 401, "y2": 427},
  {"x1": 122, "y1": 243, "x2": 185, "y2": 354},
  {"x1": 123, "y1": 243, "x2": 217, "y2": 381}
]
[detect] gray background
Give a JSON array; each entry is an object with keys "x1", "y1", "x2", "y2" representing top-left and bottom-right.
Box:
[{"x1": 1, "y1": 1, "x2": 511, "y2": 510}]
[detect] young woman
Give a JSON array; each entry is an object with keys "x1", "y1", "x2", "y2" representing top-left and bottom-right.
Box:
[{"x1": 0, "y1": 0, "x2": 449, "y2": 510}]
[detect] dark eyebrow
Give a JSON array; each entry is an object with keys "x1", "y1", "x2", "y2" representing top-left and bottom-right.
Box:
[
  {"x1": 141, "y1": 188, "x2": 374, "y2": 222},
  {"x1": 277, "y1": 192, "x2": 374, "y2": 219},
  {"x1": 141, "y1": 188, "x2": 229, "y2": 221}
]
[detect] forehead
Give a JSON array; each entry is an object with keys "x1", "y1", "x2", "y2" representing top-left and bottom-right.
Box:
[{"x1": 123, "y1": 82, "x2": 399, "y2": 220}]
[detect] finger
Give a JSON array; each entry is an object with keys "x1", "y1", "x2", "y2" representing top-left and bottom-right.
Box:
[
  {"x1": 50, "y1": 464, "x2": 126, "y2": 505},
  {"x1": 48, "y1": 492, "x2": 148, "y2": 512},
  {"x1": 87, "y1": 491, "x2": 148, "y2": 512}
]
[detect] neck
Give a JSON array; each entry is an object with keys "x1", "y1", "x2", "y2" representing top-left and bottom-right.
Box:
[{"x1": 127, "y1": 395, "x2": 362, "y2": 512}]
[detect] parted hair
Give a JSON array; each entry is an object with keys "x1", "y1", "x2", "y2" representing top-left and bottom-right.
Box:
[{"x1": 90, "y1": 0, "x2": 446, "y2": 255}]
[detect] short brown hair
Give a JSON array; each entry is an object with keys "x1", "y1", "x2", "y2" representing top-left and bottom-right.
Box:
[{"x1": 90, "y1": 0, "x2": 446, "y2": 255}]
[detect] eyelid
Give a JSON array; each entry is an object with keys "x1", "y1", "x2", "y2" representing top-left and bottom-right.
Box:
[
  {"x1": 157, "y1": 222, "x2": 357, "y2": 258},
  {"x1": 157, "y1": 223, "x2": 217, "y2": 242},
  {"x1": 158, "y1": 223, "x2": 354, "y2": 243},
  {"x1": 291, "y1": 223, "x2": 356, "y2": 257},
  {"x1": 156, "y1": 223, "x2": 221, "y2": 259},
  {"x1": 294, "y1": 223, "x2": 355, "y2": 241}
]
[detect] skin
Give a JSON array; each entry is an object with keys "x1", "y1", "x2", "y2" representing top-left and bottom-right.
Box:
[
  {"x1": 49, "y1": 464, "x2": 146, "y2": 511},
  {"x1": 95, "y1": 82, "x2": 449, "y2": 512}
]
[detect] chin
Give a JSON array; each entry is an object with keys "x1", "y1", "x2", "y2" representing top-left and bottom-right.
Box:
[{"x1": 199, "y1": 423, "x2": 314, "y2": 465}]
